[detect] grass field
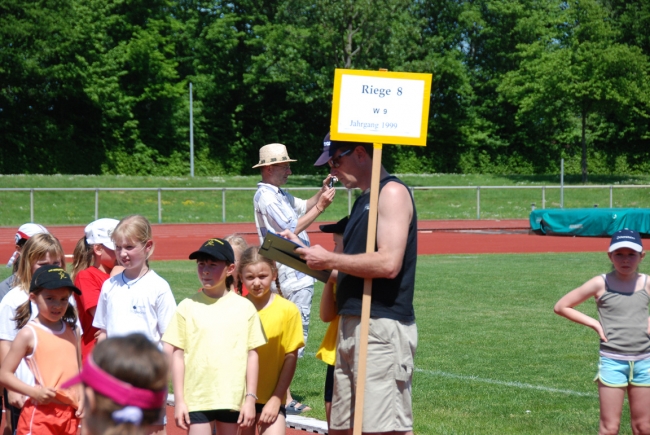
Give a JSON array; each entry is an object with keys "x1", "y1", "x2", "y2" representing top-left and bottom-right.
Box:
[
  {"x1": 2, "y1": 251, "x2": 641, "y2": 433},
  {"x1": 1, "y1": 174, "x2": 649, "y2": 226}
]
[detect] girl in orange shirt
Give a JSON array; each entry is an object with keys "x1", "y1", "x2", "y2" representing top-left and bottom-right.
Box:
[{"x1": 0, "y1": 265, "x2": 82, "y2": 435}]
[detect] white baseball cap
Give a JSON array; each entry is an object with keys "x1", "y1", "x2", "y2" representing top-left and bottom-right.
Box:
[
  {"x1": 14, "y1": 223, "x2": 49, "y2": 244},
  {"x1": 85, "y1": 218, "x2": 119, "y2": 250},
  {"x1": 7, "y1": 223, "x2": 49, "y2": 267}
]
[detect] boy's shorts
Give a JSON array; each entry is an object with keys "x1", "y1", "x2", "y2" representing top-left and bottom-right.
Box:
[
  {"x1": 331, "y1": 316, "x2": 417, "y2": 433},
  {"x1": 189, "y1": 409, "x2": 240, "y2": 424},
  {"x1": 17, "y1": 400, "x2": 79, "y2": 435},
  {"x1": 596, "y1": 356, "x2": 650, "y2": 387}
]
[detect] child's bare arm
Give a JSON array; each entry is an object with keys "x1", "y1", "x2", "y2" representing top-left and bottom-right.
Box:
[
  {"x1": 238, "y1": 349, "x2": 259, "y2": 428},
  {"x1": 259, "y1": 350, "x2": 298, "y2": 424},
  {"x1": 320, "y1": 270, "x2": 338, "y2": 323},
  {"x1": 0, "y1": 328, "x2": 55, "y2": 404},
  {"x1": 0, "y1": 339, "x2": 11, "y2": 366},
  {"x1": 95, "y1": 329, "x2": 107, "y2": 342},
  {"x1": 170, "y1": 346, "x2": 190, "y2": 430},
  {"x1": 554, "y1": 276, "x2": 607, "y2": 341}
]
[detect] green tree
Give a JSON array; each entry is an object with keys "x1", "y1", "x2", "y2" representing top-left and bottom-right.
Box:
[
  {"x1": 77, "y1": 0, "x2": 187, "y2": 175},
  {"x1": 499, "y1": 0, "x2": 650, "y2": 182},
  {"x1": 0, "y1": 0, "x2": 102, "y2": 173},
  {"x1": 252, "y1": 0, "x2": 416, "y2": 173}
]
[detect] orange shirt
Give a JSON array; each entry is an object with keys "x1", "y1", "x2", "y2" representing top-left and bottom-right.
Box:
[{"x1": 25, "y1": 322, "x2": 80, "y2": 408}]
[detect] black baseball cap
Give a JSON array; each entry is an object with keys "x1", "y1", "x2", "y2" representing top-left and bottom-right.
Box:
[
  {"x1": 314, "y1": 133, "x2": 359, "y2": 167},
  {"x1": 189, "y1": 238, "x2": 235, "y2": 263},
  {"x1": 30, "y1": 265, "x2": 81, "y2": 295},
  {"x1": 319, "y1": 216, "x2": 349, "y2": 234}
]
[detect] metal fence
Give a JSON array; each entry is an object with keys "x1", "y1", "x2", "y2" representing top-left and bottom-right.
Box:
[
  {"x1": 1, "y1": 184, "x2": 648, "y2": 223},
  {"x1": 411, "y1": 184, "x2": 650, "y2": 219}
]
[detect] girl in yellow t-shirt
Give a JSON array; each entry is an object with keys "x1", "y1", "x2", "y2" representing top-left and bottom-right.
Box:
[{"x1": 238, "y1": 247, "x2": 304, "y2": 435}]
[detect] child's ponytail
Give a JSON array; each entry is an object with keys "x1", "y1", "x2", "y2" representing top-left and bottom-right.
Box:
[
  {"x1": 70, "y1": 237, "x2": 93, "y2": 282},
  {"x1": 275, "y1": 276, "x2": 284, "y2": 298},
  {"x1": 13, "y1": 300, "x2": 32, "y2": 330},
  {"x1": 63, "y1": 303, "x2": 77, "y2": 328}
]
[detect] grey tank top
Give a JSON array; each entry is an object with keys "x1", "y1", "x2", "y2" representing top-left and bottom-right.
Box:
[{"x1": 597, "y1": 274, "x2": 650, "y2": 355}]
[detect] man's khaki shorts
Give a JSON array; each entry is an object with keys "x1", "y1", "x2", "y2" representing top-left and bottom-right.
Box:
[{"x1": 330, "y1": 315, "x2": 417, "y2": 432}]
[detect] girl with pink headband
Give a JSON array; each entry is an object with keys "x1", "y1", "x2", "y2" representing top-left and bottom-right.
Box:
[{"x1": 63, "y1": 333, "x2": 168, "y2": 435}]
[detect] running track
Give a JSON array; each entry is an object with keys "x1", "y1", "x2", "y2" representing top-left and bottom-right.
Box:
[
  {"x1": 0, "y1": 220, "x2": 609, "y2": 434},
  {"x1": 0, "y1": 220, "x2": 609, "y2": 262}
]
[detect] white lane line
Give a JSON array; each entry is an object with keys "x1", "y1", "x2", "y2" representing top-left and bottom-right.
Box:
[
  {"x1": 415, "y1": 368, "x2": 597, "y2": 397},
  {"x1": 304, "y1": 351, "x2": 595, "y2": 398}
]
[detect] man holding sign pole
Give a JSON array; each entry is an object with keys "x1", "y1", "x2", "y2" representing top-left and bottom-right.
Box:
[{"x1": 298, "y1": 133, "x2": 418, "y2": 435}]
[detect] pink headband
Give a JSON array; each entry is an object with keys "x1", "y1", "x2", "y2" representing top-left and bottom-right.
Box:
[{"x1": 62, "y1": 356, "x2": 166, "y2": 409}]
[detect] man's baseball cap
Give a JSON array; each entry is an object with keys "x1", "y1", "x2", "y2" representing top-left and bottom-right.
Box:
[
  {"x1": 319, "y1": 216, "x2": 349, "y2": 234},
  {"x1": 7, "y1": 223, "x2": 49, "y2": 267},
  {"x1": 609, "y1": 229, "x2": 643, "y2": 253},
  {"x1": 189, "y1": 238, "x2": 235, "y2": 263},
  {"x1": 314, "y1": 133, "x2": 359, "y2": 167},
  {"x1": 85, "y1": 218, "x2": 119, "y2": 250},
  {"x1": 30, "y1": 264, "x2": 81, "y2": 295}
]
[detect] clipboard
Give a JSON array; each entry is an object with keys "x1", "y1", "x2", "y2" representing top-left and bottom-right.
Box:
[{"x1": 258, "y1": 233, "x2": 332, "y2": 283}]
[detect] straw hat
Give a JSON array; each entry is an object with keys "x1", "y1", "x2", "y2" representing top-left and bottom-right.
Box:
[{"x1": 252, "y1": 143, "x2": 297, "y2": 168}]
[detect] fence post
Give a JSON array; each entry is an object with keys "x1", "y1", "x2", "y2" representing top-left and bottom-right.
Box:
[
  {"x1": 158, "y1": 189, "x2": 162, "y2": 224},
  {"x1": 30, "y1": 189, "x2": 34, "y2": 222},
  {"x1": 560, "y1": 159, "x2": 564, "y2": 208},
  {"x1": 222, "y1": 188, "x2": 226, "y2": 223},
  {"x1": 609, "y1": 185, "x2": 613, "y2": 208},
  {"x1": 542, "y1": 186, "x2": 546, "y2": 209},
  {"x1": 348, "y1": 189, "x2": 352, "y2": 215},
  {"x1": 476, "y1": 186, "x2": 480, "y2": 220},
  {"x1": 95, "y1": 189, "x2": 99, "y2": 220}
]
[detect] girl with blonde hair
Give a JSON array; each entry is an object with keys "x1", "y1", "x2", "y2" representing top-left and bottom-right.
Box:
[
  {"x1": 0, "y1": 233, "x2": 67, "y2": 430},
  {"x1": 93, "y1": 215, "x2": 176, "y2": 435}
]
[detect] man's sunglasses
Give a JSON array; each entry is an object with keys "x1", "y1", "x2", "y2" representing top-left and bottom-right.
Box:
[{"x1": 328, "y1": 149, "x2": 352, "y2": 168}]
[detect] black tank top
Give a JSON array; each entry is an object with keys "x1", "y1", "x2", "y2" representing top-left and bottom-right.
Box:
[{"x1": 337, "y1": 175, "x2": 417, "y2": 322}]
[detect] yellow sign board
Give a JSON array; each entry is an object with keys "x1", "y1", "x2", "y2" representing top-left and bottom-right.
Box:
[{"x1": 330, "y1": 69, "x2": 432, "y2": 146}]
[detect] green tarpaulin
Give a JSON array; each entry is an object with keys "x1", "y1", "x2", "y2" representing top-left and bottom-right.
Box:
[{"x1": 530, "y1": 208, "x2": 650, "y2": 236}]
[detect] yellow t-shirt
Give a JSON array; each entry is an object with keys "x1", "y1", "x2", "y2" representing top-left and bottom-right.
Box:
[
  {"x1": 256, "y1": 295, "x2": 305, "y2": 404},
  {"x1": 162, "y1": 290, "x2": 267, "y2": 412},
  {"x1": 316, "y1": 316, "x2": 339, "y2": 366},
  {"x1": 316, "y1": 283, "x2": 339, "y2": 366}
]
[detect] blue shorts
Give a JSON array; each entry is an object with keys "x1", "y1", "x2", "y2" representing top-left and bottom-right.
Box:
[{"x1": 596, "y1": 356, "x2": 650, "y2": 387}]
